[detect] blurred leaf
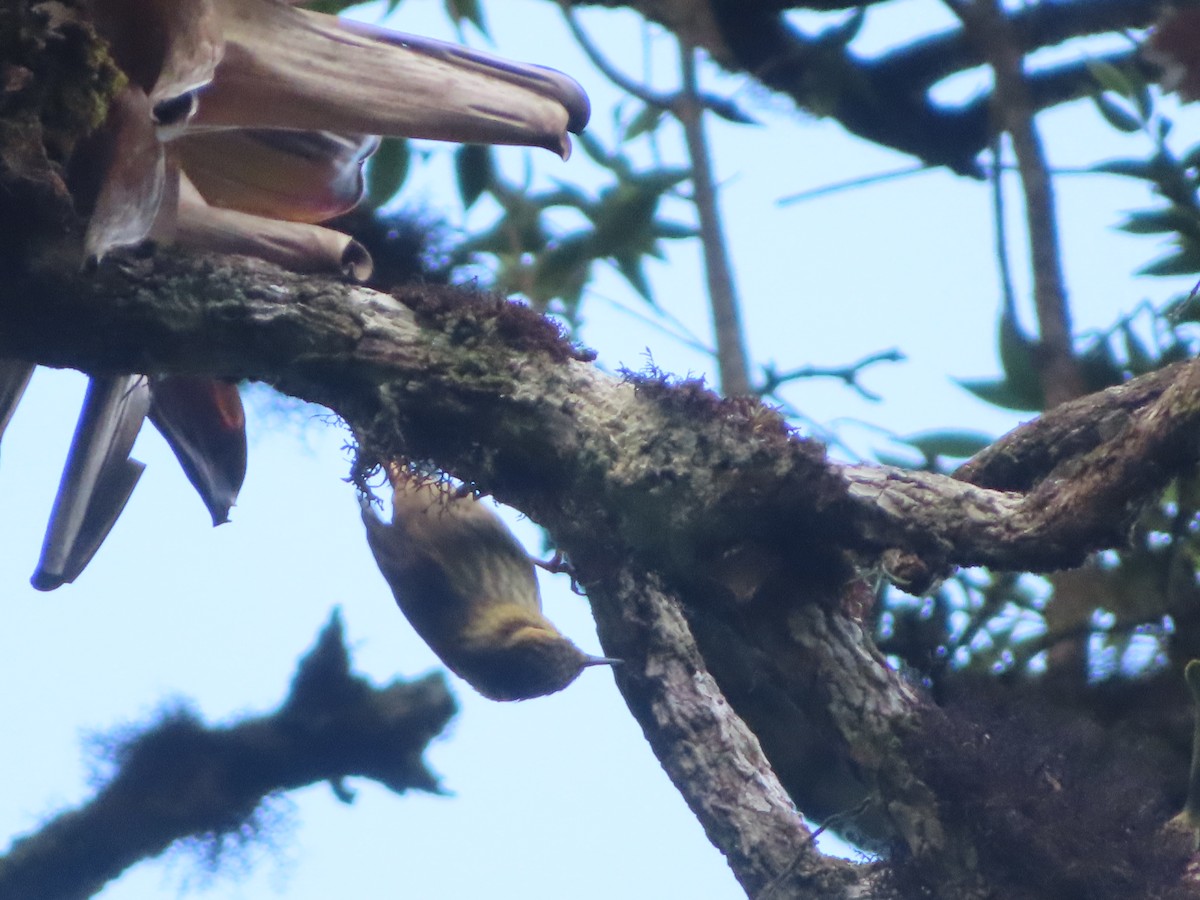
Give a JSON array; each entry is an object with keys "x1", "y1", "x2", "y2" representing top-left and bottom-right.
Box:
[
  {"x1": 541, "y1": 182, "x2": 594, "y2": 212},
  {"x1": 1167, "y1": 290, "x2": 1200, "y2": 323},
  {"x1": 531, "y1": 234, "x2": 594, "y2": 308},
  {"x1": 1159, "y1": 341, "x2": 1193, "y2": 364},
  {"x1": 902, "y1": 430, "x2": 994, "y2": 461},
  {"x1": 588, "y1": 172, "x2": 688, "y2": 257},
  {"x1": 956, "y1": 377, "x2": 1043, "y2": 412},
  {"x1": 817, "y1": 8, "x2": 865, "y2": 48},
  {"x1": 304, "y1": 0, "x2": 363, "y2": 12},
  {"x1": 364, "y1": 138, "x2": 410, "y2": 209},
  {"x1": 455, "y1": 144, "x2": 494, "y2": 210},
  {"x1": 1120, "y1": 322, "x2": 1155, "y2": 374},
  {"x1": 1117, "y1": 207, "x2": 1200, "y2": 238},
  {"x1": 614, "y1": 252, "x2": 653, "y2": 302},
  {"x1": 625, "y1": 105, "x2": 665, "y2": 141},
  {"x1": 462, "y1": 208, "x2": 547, "y2": 256},
  {"x1": 1181, "y1": 142, "x2": 1200, "y2": 174},
  {"x1": 632, "y1": 167, "x2": 693, "y2": 195},
  {"x1": 874, "y1": 448, "x2": 920, "y2": 469},
  {"x1": 576, "y1": 132, "x2": 630, "y2": 178},
  {"x1": 1136, "y1": 80, "x2": 1155, "y2": 124},
  {"x1": 1079, "y1": 339, "x2": 1124, "y2": 392},
  {"x1": 1139, "y1": 241, "x2": 1200, "y2": 276},
  {"x1": 1090, "y1": 157, "x2": 1162, "y2": 181},
  {"x1": 1093, "y1": 93, "x2": 1142, "y2": 133},
  {"x1": 654, "y1": 220, "x2": 700, "y2": 240},
  {"x1": 443, "y1": 0, "x2": 488, "y2": 36},
  {"x1": 997, "y1": 309, "x2": 1045, "y2": 410},
  {"x1": 1088, "y1": 59, "x2": 1138, "y2": 100},
  {"x1": 703, "y1": 95, "x2": 757, "y2": 126}
]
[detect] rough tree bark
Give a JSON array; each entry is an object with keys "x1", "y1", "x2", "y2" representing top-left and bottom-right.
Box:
[
  {"x1": 3, "y1": 245, "x2": 1199, "y2": 898},
  {"x1": 5, "y1": 1, "x2": 1200, "y2": 897}
]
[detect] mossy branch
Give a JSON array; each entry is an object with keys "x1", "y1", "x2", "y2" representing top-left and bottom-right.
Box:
[{"x1": 0, "y1": 614, "x2": 455, "y2": 900}]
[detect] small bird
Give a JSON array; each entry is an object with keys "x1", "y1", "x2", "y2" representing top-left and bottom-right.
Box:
[{"x1": 362, "y1": 469, "x2": 617, "y2": 701}]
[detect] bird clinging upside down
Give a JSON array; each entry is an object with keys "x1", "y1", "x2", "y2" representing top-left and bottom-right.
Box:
[{"x1": 362, "y1": 467, "x2": 617, "y2": 701}]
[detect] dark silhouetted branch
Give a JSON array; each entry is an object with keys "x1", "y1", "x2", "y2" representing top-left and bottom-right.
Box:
[{"x1": 0, "y1": 614, "x2": 455, "y2": 900}]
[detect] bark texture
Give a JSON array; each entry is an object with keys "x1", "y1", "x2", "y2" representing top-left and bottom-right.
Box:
[
  {"x1": 4, "y1": 246, "x2": 1199, "y2": 896},
  {"x1": 5, "y1": 1, "x2": 1200, "y2": 896}
]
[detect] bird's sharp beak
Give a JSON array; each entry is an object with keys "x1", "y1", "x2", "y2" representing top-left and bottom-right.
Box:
[
  {"x1": 190, "y1": 3, "x2": 590, "y2": 159},
  {"x1": 583, "y1": 655, "x2": 623, "y2": 668}
]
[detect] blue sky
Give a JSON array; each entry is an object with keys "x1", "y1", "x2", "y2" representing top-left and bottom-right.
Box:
[{"x1": 2, "y1": 1, "x2": 1198, "y2": 897}]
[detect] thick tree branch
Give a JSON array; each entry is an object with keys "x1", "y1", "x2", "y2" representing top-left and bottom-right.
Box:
[
  {"x1": 562, "y1": 0, "x2": 1157, "y2": 175},
  {"x1": 8, "y1": 247, "x2": 1200, "y2": 892},
  {"x1": 955, "y1": 361, "x2": 1191, "y2": 490},
  {"x1": 584, "y1": 567, "x2": 867, "y2": 898},
  {"x1": 6, "y1": 248, "x2": 1200, "y2": 582},
  {"x1": 8, "y1": 4, "x2": 1200, "y2": 895}
]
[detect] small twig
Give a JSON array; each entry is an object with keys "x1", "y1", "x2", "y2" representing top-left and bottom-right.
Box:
[
  {"x1": 950, "y1": 0, "x2": 1085, "y2": 407},
  {"x1": 777, "y1": 163, "x2": 931, "y2": 206},
  {"x1": 1172, "y1": 278, "x2": 1200, "y2": 324},
  {"x1": 1167, "y1": 661, "x2": 1200, "y2": 847},
  {"x1": 590, "y1": 282, "x2": 716, "y2": 357},
  {"x1": 559, "y1": 5, "x2": 753, "y2": 395},
  {"x1": 775, "y1": 150, "x2": 1106, "y2": 212},
  {"x1": 757, "y1": 796, "x2": 876, "y2": 900},
  {"x1": 759, "y1": 349, "x2": 905, "y2": 401},
  {"x1": 586, "y1": 568, "x2": 859, "y2": 898},
  {"x1": 1007, "y1": 612, "x2": 1172, "y2": 671},
  {"x1": 560, "y1": 5, "x2": 751, "y2": 123},
  {"x1": 989, "y1": 138, "x2": 1018, "y2": 321},
  {"x1": 677, "y1": 39, "x2": 752, "y2": 396}
]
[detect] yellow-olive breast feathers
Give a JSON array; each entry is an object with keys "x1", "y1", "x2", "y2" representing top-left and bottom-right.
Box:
[{"x1": 362, "y1": 477, "x2": 615, "y2": 701}]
